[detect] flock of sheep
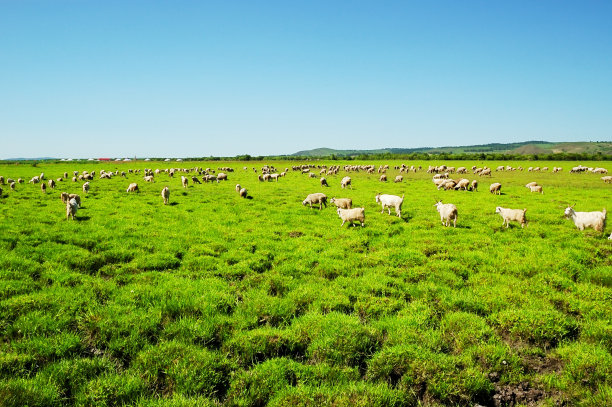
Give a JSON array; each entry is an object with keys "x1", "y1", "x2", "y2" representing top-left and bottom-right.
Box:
[{"x1": 0, "y1": 162, "x2": 609, "y2": 239}]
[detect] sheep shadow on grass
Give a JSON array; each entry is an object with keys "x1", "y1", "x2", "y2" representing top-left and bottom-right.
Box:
[{"x1": 169, "y1": 202, "x2": 179, "y2": 206}]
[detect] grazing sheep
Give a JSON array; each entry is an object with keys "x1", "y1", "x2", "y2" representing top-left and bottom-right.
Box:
[
  {"x1": 479, "y1": 168, "x2": 491, "y2": 177},
  {"x1": 236, "y1": 184, "x2": 242, "y2": 192},
  {"x1": 330, "y1": 197, "x2": 352, "y2": 209},
  {"x1": 127, "y1": 183, "x2": 139, "y2": 193},
  {"x1": 529, "y1": 185, "x2": 543, "y2": 194},
  {"x1": 525, "y1": 182, "x2": 538, "y2": 188},
  {"x1": 191, "y1": 176, "x2": 201, "y2": 184},
  {"x1": 454, "y1": 178, "x2": 470, "y2": 191},
  {"x1": 0, "y1": 176, "x2": 4, "y2": 185},
  {"x1": 29, "y1": 176, "x2": 40, "y2": 184},
  {"x1": 181, "y1": 176, "x2": 188, "y2": 188},
  {"x1": 602, "y1": 176, "x2": 612, "y2": 183},
  {"x1": 320, "y1": 177, "x2": 329, "y2": 187},
  {"x1": 470, "y1": 180, "x2": 478, "y2": 191},
  {"x1": 375, "y1": 193, "x2": 404, "y2": 217},
  {"x1": 302, "y1": 193, "x2": 328, "y2": 210},
  {"x1": 9, "y1": 182, "x2": 15, "y2": 191},
  {"x1": 609, "y1": 232, "x2": 612, "y2": 240},
  {"x1": 495, "y1": 206, "x2": 527, "y2": 228},
  {"x1": 434, "y1": 200, "x2": 458, "y2": 227},
  {"x1": 337, "y1": 207, "x2": 365, "y2": 227},
  {"x1": 18, "y1": 178, "x2": 24, "y2": 184},
  {"x1": 239, "y1": 188, "x2": 248, "y2": 198},
  {"x1": 41, "y1": 183, "x2": 47, "y2": 193},
  {"x1": 379, "y1": 174, "x2": 387, "y2": 182},
  {"x1": 564, "y1": 205, "x2": 606, "y2": 232},
  {"x1": 443, "y1": 180, "x2": 456, "y2": 190},
  {"x1": 341, "y1": 176, "x2": 352, "y2": 189},
  {"x1": 161, "y1": 186, "x2": 170, "y2": 205},
  {"x1": 394, "y1": 175, "x2": 403, "y2": 183},
  {"x1": 489, "y1": 183, "x2": 502, "y2": 195},
  {"x1": 82, "y1": 182, "x2": 90, "y2": 193},
  {"x1": 66, "y1": 198, "x2": 78, "y2": 220},
  {"x1": 217, "y1": 173, "x2": 228, "y2": 181},
  {"x1": 72, "y1": 177, "x2": 77, "y2": 182},
  {"x1": 144, "y1": 175, "x2": 155, "y2": 182}
]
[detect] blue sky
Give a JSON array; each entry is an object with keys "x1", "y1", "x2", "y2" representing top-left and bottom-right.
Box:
[{"x1": 1, "y1": 1, "x2": 611, "y2": 158}]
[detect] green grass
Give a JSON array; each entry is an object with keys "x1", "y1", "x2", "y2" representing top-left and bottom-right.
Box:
[{"x1": 0, "y1": 159, "x2": 610, "y2": 406}]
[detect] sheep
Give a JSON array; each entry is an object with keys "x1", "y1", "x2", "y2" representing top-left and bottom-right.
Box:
[
  {"x1": 433, "y1": 178, "x2": 447, "y2": 190},
  {"x1": 181, "y1": 176, "x2": 188, "y2": 188},
  {"x1": 489, "y1": 183, "x2": 502, "y2": 195},
  {"x1": 10, "y1": 182, "x2": 16, "y2": 191},
  {"x1": 454, "y1": 178, "x2": 470, "y2": 191},
  {"x1": 602, "y1": 176, "x2": 612, "y2": 183},
  {"x1": 82, "y1": 182, "x2": 90, "y2": 194},
  {"x1": 320, "y1": 177, "x2": 329, "y2": 187},
  {"x1": 375, "y1": 193, "x2": 403, "y2": 217},
  {"x1": 217, "y1": 173, "x2": 228, "y2": 182},
  {"x1": 302, "y1": 193, "x2": 327, "y2": 210},
  {"x1": 434, "y1": 200, "x2": 458, "y2": 227},
  {"x1": 609, "y1": 232, "x2": 612, "y2": 240},
  {"x1": 479, "y1": 168, "x2": 492, "y2": 176},
  {"x1": 191, "y1": 176, "x2": 201, "y2": 184},
  {"x1": 495, "y1": 206, "x2": 527, "y2": 228},
  {"x1": 0, "y1": 176, "x2": 4, "y2": 185},
  {"x1": 443, "y1": 180, "x2": 456, "y2": 190},
  {"x1": 18, "y1": 178, "x2": 24, "y2": 184},
  {"x1": 239, "y1": 188, "x2": 248, "y2": 198},
  {"x1": 394, "y1": 175, "x2": 403, "y2": 183},
  {"x1": 29, "y1": 176, "x2": 40, "y2": 184},
  {"x1": 72, "y1": 177, "x2": 77, "y2": 182},
  {"x1": 235, "y1": 184, "x2": 242, "y2": 192},
  {"x1": 525, "y1": 181, "x2": 538, "y2": 188},
  {"x1": 470, "y1": 180, "x2": 478, "y2": 191},
  {"x1": 529, "y1": 185, "x2": 543, "y2": 194},
  {"x1": 564, "y1": 205, "x2": 606, "y2": 232},
  {"x1": 144, "y1": 175, "x2": 155, "y2": 182},
  {"x1": 161, "y1": 186, "x2": 170, "y2": 205},
  {"x1": 41, "y1": 183, "x2": 47, "y2": 193},
  {"x1": 127, "y1": 183, "x2": 139, "y2": 193},
  {"x1": 341, "y1": 176, "x2": 352, "y2": 189},
  {"x1": 379, "y1": 174, "x2": 387, "y2": 182},
  {"x1": 330, "y1": 197, "x2": 352, "y2": 209},
  {"x1": 337, "y1": 207, "x2": 365, "y2": 227},
  {"x1": 66, "y1": 198, "x2": 79, "y2": 220}
]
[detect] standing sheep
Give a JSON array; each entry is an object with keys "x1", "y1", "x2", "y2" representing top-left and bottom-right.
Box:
[
  {"x1": 320, "y1": 177, "x2": 329, "y2": 187},
  {"x1": 434, "y1": 200, "x2": 458, "y2": 227},
  {"x1": 375, "y1": 193, "x2": 404, "y2": 217},
  {"x1": 529, "y1": 185, "x2": 543, "y2": 194},
  {"x1": 239, "y1": 188, "x2": 248, "y2": 198},
  {"x1": 82, "y1": 182, "x2": 90, "y2": 194},
  {"x1": 161, "y1": 186, "x2": 170, "y2": 205},
  {"x1": 337, "y1": 207, "x2": 365, "y2": 227},
  {"x1": 489, "y1": 183, "x2": 502, "y2": 195},
  {"x1": 41, "y1": 183, "x2": 47, "y2": 193},
  {"x1": 235, "y1": 184, "x2": 242, "y2": 193},
  {"x1": 379, "y1": 174, "x2": 387, "y2": 182},
  {"x1": 495, "y1": 207, "x2": 527, "y2": 228},
  {"x1": 302, "y1": 193, "x2": 327, "y2": 210},
  {"x1": 470, "y1": 180, "x2": 478, "y2": 191},
  {"x1": 341, "y1": 176, "x2": 352, "y2": 189},
  {"x1": 127, "y1": 183, "x2": 139, "y2": 193},
  {"x1": 66, "y1": 198, "x2": 79, "y2": 220},
  {"x1": 394, "y1": 175, "x2": 403, "y2": 183},
  {"x1": 564, "y1": 205, "x2": 606, "y2": 232},
  {"x1": 181, "y1": 176, "x2": 188, "y2": 188}
]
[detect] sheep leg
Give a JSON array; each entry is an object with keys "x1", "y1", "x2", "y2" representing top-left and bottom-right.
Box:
[{"x1": 341, "y1": 220, "x2": 346, "y2": 227}]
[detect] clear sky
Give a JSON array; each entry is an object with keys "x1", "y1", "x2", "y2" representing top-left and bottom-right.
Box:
[{"x1": 1, "y1": 1, "x2": 611, "y2": 158}]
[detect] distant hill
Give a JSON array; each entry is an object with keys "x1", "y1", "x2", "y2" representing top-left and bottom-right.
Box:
[{"x1": 292, "y1": 141, "x2": 612, "y2": 157}]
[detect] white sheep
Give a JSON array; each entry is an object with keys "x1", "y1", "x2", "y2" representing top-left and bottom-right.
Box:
[
  {"x1": 529, "y1": 185, "x2": 543, "y2": 194},
  {"x1": 320, "y1": 177, "x2": 328, "y2": 187},
  {"x1": 181, "y1": 176, "x2": 188, "y2": 188},
  {"x1": 235, "y1": 184, "x2": 242, "y2": 192},
  {"x1": 375, "y1": 193, "x2": 403, "y2": 217},
  {"x1": 434, "y1": 200, "x2": 458, "y2": 227},
  {"x1": 495, "y1": 206, "x2": 527, "y2": 228},
  {"x1": 239, "y1": 188, "x2": 248, "y2": 198},
  {"x1": 454, "y1": 179, "x2": 470, "y2": 191},
  {"x1": 330, "y1": 197, "x2": 352, "y2": 209},
  {"x1": 127, "y1": 183, "x2": 139, "y2": 193},
  {"x1": 394, "y1": 175, "x2": 403, "y2": 183},
  {"x1": 489, "y1": 183, "x2": 502, "y2": 195},
  {"x1": 379, "y1": 174, "x2": 387, "y2": 182},
  {"x1": 337, "y1": 207, "x2": 365, "y2": 227},
  {"x1": 602, "y1": 176, "x2": 612, "y2": 183},
  {"x1": 341, "y1": 176, "x2": 352, "y2": 189},
  {"x1": 302, "y1": 193, "x2": 327, "y2": 210},
  {"x1": 564, "y1": 205, "x2": 606, "y2": 232},
  {"x1": 470, "y1": 180, "x2": 478, "y2": 191},
  {"x1": 82, "y1": 182, "x2": 90, "y2": 193},
  {"x1": 66, "y1": 198, "x2": 78, "y2": 220},
  {"x1": 161, "y1": 186, "x2": 170, "y2": 205}
]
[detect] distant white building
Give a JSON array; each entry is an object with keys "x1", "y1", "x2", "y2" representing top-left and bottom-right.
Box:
[
  {"x1": 144, "y1": 158, "x2": 151, "y2": 161},
  {"x1": 164, "y1": 158, "x2": 171, "y2": 162},
  {"x1": 176, "y1": 158, "x2": 183, "y2": 162}
]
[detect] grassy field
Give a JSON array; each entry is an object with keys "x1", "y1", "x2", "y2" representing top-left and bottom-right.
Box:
[{"x1": 0, "y1": 160, "x2": 610, "y2": 406}]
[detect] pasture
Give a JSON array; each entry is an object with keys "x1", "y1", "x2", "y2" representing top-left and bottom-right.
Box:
[{"x1": 0, "y1": 160, "x2": 610, "y2": 406}]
